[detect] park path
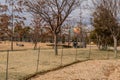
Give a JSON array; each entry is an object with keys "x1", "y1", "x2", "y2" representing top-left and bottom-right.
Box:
[{"x1": 31, "y1": 60, "x2": 120, "y2": 80}]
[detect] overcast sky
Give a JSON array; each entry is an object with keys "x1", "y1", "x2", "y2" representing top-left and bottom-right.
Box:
[{"x1": 0, "y1": 0, "x2": 93, "y2": 27}]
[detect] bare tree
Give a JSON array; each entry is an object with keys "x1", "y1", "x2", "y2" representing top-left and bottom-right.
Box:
[
  {"x1": 5, "y1": 0, "x2": 26, "y2": 50},
  {"x1": 32, "y1": 14, "x2": 43, "y2": 50},
  {"x1": 25, "y1": 0, "x2": 83, "y2": 55},
  {"x1": 92, "y1": 0, "x2": 120, "y2": 57},
  {"x1": 0, "y1": 14, "x2": 11, "y2": 40}
]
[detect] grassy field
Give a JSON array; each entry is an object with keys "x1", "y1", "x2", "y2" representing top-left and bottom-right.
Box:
[
  {"x1": 0, "y1": 41, "x2": 120, "y2": 80},
  {"x1": 0, "y1": 48, "x2": 87, "y2": 80},
  {"x1": 0, "y1": 41, "x2": 53, "y2": 50}
]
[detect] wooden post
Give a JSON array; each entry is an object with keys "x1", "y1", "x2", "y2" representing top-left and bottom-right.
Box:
[
  {"x1": 6, "y1": 50, "x2": 9, "y2": 80},
  {"x1": 75, "y1": 46, "x2": 77, "y2": 61},
  {"x1": 75, "y1": 38, "x2": 78, "y2": 61},
  {"x1": 107, "y1": 46, "x2": 109, "y2": 59},
  {"x1": 88, "y1": 38, "x2": 91, "y2": 59},
  {"x1": 36, "y1": 47, "x2": 40, "y2": 73},
  {"x1": 11, "y1": 0, "x2": 14, "y2": 51},
  {"x1": 61, "y1": 45, "x2": 63, "y2": 66},
  {"x1": 48, "y1": 49, "x2": 50, "y2": 65}
]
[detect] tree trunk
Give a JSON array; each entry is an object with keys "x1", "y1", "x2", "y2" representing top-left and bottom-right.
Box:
[
  {"x1": 34, "y1": 42, "x2": 37, "y2": 50},
  {"x1": 113, "y1": 36, "x2": 117, "y2": 58},
  {"x1": 68, "y1": 29, "x2": 70, "y2": 47},
  {"x1": 97, "y1": 44, "x2": 101, "y2": 50},
  {"x1": 54, "y1": 34, "x2": 58, "y2": 55},
  {"x1": 97, "y1": 36, "x2": 101, "y2": 50},
  {"x1": 11, "y1": 37, "x2": 13, "y2": 51}
]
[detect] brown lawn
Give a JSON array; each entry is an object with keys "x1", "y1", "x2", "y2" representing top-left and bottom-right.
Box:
[
  {"x1": 31, "y1": 60, "x2": 120, "y2": 80},
  {"x1": 0, "y1": 41, "x2": 53, "y2": 50}
]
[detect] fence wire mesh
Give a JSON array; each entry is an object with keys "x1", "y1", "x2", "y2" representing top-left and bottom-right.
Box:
[{"x1": 0, "y1": 45, "x2": 119, "y2": 80}]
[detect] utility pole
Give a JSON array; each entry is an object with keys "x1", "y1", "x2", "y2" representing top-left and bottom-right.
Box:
[{"x1": 11, "y1": 0, "x2": 14, "y2": 51}]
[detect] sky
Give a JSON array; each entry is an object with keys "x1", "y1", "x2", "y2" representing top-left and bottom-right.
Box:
[
  {"x1": 0, "y1": 0, "x2": 93, "y2": 27},
  {"x1": 70, "y1": 0, "x2": 93, "y2": 28}
]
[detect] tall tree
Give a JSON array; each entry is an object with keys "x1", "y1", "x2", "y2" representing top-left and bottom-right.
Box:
[
  {"x1": 0, "y1": 3, "x2": 11, "y2": 41},
  {"x1": 14, "y1": 22, "x2": 24, "y2": 41},
  {"x1": 32, "y1": 14, "x2": 43, "y2": 50},
  {"x1": 6, "y1": 0, "x2": 26, "y2": 50},
  {"x1": 22, "y1": 26, "x2": 31, "y2": 42},
  {"x1": 92, "y1": 5, "x2": 112, "y2": 50},
  {"x1": 0, "y1": 14, "x2": 11, "y2": 40},
  {"x1": 92, "y1": 0, "x2": 120, "y2": 57},
  {"x1": 25, "y1": 0, "x2": 82, "y2": 55}
]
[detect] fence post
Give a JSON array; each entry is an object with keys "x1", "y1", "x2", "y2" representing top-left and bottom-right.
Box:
[
  {"x1": 6, "y1": 50, "x2": 9, "y2": 80},
  {"x1": 107, "y1": 47, "x2": 109, "y2": 59},
  {"x1": 75, "y1": 47, "x2": 77, "y2": 61},
  {"x1": 48, "y1": 49, "x2": 50, "y2": 65},
  {"x1": 61, "y1": 46, "x2": 63, "y2": 66},
  {"x1": 36, "y1": 47, "x2": 40, "y2": 73},
  {"x1": 88, "y1": 38, "x2": 91, "y2": 59},
  {"x1": 107, "y1": 51, "x2": 109, "y2": 59}
]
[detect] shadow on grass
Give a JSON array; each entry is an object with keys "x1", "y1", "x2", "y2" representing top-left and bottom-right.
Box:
[{"x1": 21, "y1": 59, "x2": 89, "y2": 80}]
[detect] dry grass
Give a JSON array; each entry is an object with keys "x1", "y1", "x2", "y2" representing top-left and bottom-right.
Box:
[
  {"x1": 31, "y1": 60, "x2": 120, "y2": 80},
  {"x1": 0, "y1": 48, "x2": 88, "y2": 80},
  {"x1": 0, "y1": 41, "x2": 120, "y2": 80},
  {"x1": 0, "y1": 41, "x2": 53, "y2": 50}
]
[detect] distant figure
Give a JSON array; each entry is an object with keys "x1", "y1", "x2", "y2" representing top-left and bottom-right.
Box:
[
  {"x1": 73, "y1": 41, "x2": 78, "y2": 48},
  {"x1": 16, "y1": 43, "x2": 24, "y2": 47}
]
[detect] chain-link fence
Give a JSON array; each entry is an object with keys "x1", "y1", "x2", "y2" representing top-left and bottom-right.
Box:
[{"x1": 0, "y1": 45, "x2": 119, "y2": 80}]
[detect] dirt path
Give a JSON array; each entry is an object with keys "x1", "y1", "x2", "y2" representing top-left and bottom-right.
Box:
[{"x1": 31, "y1": 60, "x2": 120, "y2": 80}]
